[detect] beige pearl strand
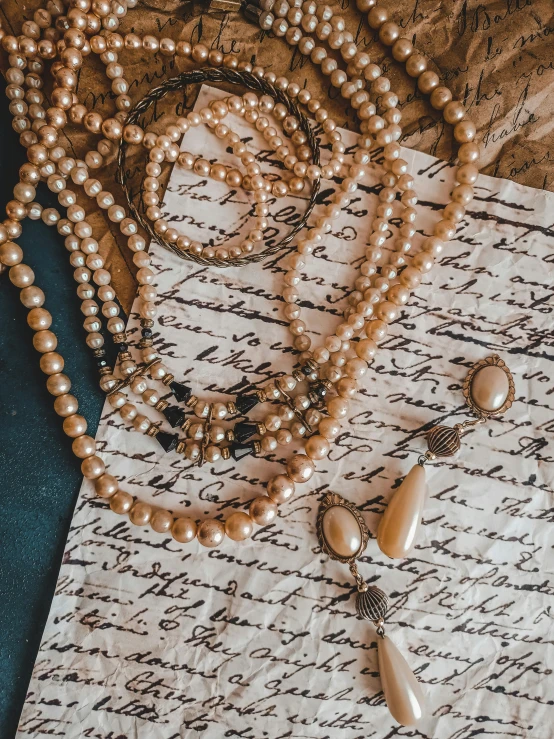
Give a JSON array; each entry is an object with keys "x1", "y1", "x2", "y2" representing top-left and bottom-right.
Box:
[{"x1": 0, "y1": 0, "x2": 478, "y2": 556}]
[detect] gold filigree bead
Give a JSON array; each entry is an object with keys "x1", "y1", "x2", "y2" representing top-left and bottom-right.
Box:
[
  {"x1": 221, "y1": 447, "x2": 231, "y2": 460},
  {"x1": 256, "y1": 389, "x2": 267, "y2": 402},
  {"x1": 98, "y1": 366, "x2": 112, "y2": 376},
  {"x1": 426, "y1": 425, "x2": 461, "y2": 457},
  {"x1": 118, "y1": 351, "x2": 132, "y2": 361},
  {"x1": 181, "y1": 418, "x2": 192, "y2": 433},
  {"x1": 226, "y1": 401, "x2": 237, "y2": 415},
  {"x1": 112, "y1": 332, "x2": 127, "y2": 343},
  {"x1": 176, "y1": 440, "x2": 187, "y2": 455}
]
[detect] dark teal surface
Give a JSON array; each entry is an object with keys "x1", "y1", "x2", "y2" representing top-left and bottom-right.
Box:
[{"x1": 0, "y1": 85, "x2": 106, "y2": 736}]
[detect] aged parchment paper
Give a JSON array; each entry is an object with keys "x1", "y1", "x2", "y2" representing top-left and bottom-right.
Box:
[
  {"x1": 16, "y1": 86, "x2": 554, "y2": 738},
  {"x1": 2, "y1": 1, "x2": 554, "y2": 310}
]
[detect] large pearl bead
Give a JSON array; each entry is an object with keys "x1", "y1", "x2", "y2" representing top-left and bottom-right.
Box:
[
  {"x1": 197, "y1": 519, "x2": 225, "y2": 548},
  {"x1": 225, "y1": 512, "x2": 253, "y2": 541},
  {"x1": 470, "y1": 365, "x2": 509, "y2": 412},
  {"x1": 378, "y1": 635, "x2": 426, "y2": 726},
  {"x1": 286, "y1": 454, "x2": 315, "y2": 483},
  {"x1": 267, "y1": 474, "x2": 295, "y2": 504},
  {"x1": 172, "y1": 517, "x2": 197, "y2": 543},
  {"x1": 377, "y1": 464, "x2": 426, "y2": 559},
  {"x1": 321, "y1": 505, "x2": 363, "y2": 558}
]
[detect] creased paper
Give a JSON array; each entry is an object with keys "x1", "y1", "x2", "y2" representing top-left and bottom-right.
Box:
[
  {"x1": 2, "y1": 1, "x2": 554, "y2": 310},
  {"x1": 17, "y1": 85, "x2": 554, "y2": 739}
]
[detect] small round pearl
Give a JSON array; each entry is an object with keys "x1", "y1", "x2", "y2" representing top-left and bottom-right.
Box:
[
  {"x1": 172, "y1": 517, "x2": 197, "y2": 543},
  {"x1": 129, "y1": 501, "x2": 152, "y2": 527},
  {"x1": 286, "y1": 454, "x2": 315, "y2": 483},
  {"x1": 249, "y1": 496, "x2": 278, "y2": 525},
  {"x1": 94, "y1": 474, "x2": 119, "y2": 499},
  {"x1": 267, "y1": 474, "x2": 295, "y2": 504},
  {"x1": 225, "y1": 512, "x2": 253, "y2": 541},
  {"x1": 197, "y1": 519, "x2": 225, "y2": 548},
  {"x1": 72, "y1": 434, "x2": 96, "y2": 458},
  {"x1": 150, "y1": 509, "x2": 173, "y2": 534},
  {"x1": 81, "y1": 455, "x2": 105, "y2": 479},
  {"x1": 305, "y1": 435, "x2": 330, "y2": 460},
  {"x1": 110, "y1": 491, "x2": 134, "y2": 515}
]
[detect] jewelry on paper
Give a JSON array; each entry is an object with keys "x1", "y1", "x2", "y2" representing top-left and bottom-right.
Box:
[{"x1": 0, "y1": 0, "x2": 490, "y2": 724}]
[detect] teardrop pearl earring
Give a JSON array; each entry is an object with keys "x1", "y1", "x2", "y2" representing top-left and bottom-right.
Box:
[
  {"x1": 316, "y1": 493, "x2": 426, "y2": 726},
  {"x1": 377, "y1": 355, "x2": 515, "y2": 560}
]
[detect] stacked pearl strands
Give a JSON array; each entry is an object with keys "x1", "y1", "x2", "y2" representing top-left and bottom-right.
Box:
[{"x1": 0, "y1": 0, "x2": 485, "y2": 725}]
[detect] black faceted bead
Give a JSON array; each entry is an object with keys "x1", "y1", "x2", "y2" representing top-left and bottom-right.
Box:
[
  {"x1": 233, "y1": 422, "x2": 257, "y2": 443},
  {"x1": 141, "y1": 328, "x2": 153, "y2": 338},
  {"x1": 116, "y1": 342, "x2": 128, "y2": 353},
  {"x1": 313, "y1": 382, "x2": 327, "y2": 398},
  {"x1": 230, "y1": 442, "x2": 257, "y2": 461},
  {"x1": 96, "y1": 358, "x2": 108, "y2": 369},
  {"x1": 156, "y1": 431, "x2": 178, "y2": 453},
  {"x1": 301, "y1": 364, "x2": 313, "y2": 376},
  {"x1": 169, "y1": 381, "x2": 192, "y2": 403},
  {"x1": 163, "y1": 405, "x2": 186, "y2": 428},
  {"x1": 235, "y1": 393, "x2": 259, "y2": 415}
]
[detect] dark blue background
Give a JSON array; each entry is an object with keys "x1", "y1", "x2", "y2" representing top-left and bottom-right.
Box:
[{"x1": 0, "y1": 83, "x2": 106, "y2": 737}]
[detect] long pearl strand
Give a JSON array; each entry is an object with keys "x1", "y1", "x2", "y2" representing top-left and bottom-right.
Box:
[{"x1": 0, "y1": 0, "x2": 482, "y2": 542}]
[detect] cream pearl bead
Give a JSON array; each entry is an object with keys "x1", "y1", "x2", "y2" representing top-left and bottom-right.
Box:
[
  {"x1": 129, "y1": 501, "x2": 152, "y2": 527},
  {"x1": 326, "y1": 396, "x2": 349, "y2": 419},
  {"x1": 46, "y1": 373, "x2": 71, "y2": 396},
  {"x1": 54, "y1": 393, "x2": 78, "y2": 417},
  {"x1": 267, "y1": 474, "x2": 295, "y2": 504},
  {"x1": 249, "y1": 496, "x2": 278, "y2": 525},
  {"x1": 81, "y1": 455, "x2": 105, "y2": 480},
  {"x1": 72, "y1": 434, "x2": 96, "y2": 458},
  {"x1": 443, "y1": 101, "x2": 465, "y2": 125},
  {"x1": 197, "y1": 519, "x2": 225, "y2": 548},
  {"x1": 172, "y1": 517, "x2": 197, "y2": 543},
  {"x1": 454, "y1": 119, "x2": 476, "y2": 143},
  {"x1": 430, "y1": 86, "x2": 452, "y2": 110},
  {"x1": 63, "y1": 414, "x2": 87, "y2": 438},
  {"x1": 225, "y1": 512, "x2": 253, "y2": 541},
  {"x1": 94, "y1": 473, "x2": 119, "y2": 499},
  {"x1": 356, "y1": 338, "x2": 378, "y2": 362},
  {"x1": 392, "y1": 38, "x2": 413, "y2": 61},
  {"x1": 110, "y1": 491, "x2": 134, "y2": 515},
  {"x1": 305, "y1": 434, "x2": 330, "y2": 460},
  {"x1": 150, "y1": 509, "x2": 173, "y2": 534},
  {"x1": 457, "y1": 163, "x2": 479, "y2": 185},
  {"x1": 287, "y1": 454, "x2": 315, "y2": 482},
  {"x1": 417, "y1": 70, "x2": 439, "y2": 94},
  {"x1": 458, "y1": 142, "x2": 480, "y2": 164},
  {"x1": 40, "y1": 352, "x2": 64, "y2": 375}
]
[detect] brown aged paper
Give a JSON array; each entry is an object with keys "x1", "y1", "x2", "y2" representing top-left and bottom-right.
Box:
[
  {"x1": 1, "y1": 1, "x2": 554, "y2": 310},
  {"x1": 15, "y1": 86, "x2": 554, "y2": 738}
]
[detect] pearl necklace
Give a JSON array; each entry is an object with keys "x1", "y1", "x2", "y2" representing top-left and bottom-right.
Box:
[{"x1": 0, "y1": 0, "x2": 483, "y2": 725}]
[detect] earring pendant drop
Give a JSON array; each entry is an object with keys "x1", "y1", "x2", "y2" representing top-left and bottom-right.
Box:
[
  {"x1": 377, "y1": 355, "x2": 515, "y2": 560},
  {"x1": 317, "y1": 493, "x2": 426, "y2": 726}
]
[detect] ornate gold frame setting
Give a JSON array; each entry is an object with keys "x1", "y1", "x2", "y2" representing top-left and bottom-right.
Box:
[
  {"x1": 316, "y1": 493, "x2": 369, "y2": 564},
  {"x1": 463, "y1": 354, "x2": 515, "y2": 418}
]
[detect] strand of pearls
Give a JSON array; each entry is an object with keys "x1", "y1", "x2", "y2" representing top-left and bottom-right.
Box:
[{"x1": 0, "y1": 0, "x2": 481, "y2": 552}]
